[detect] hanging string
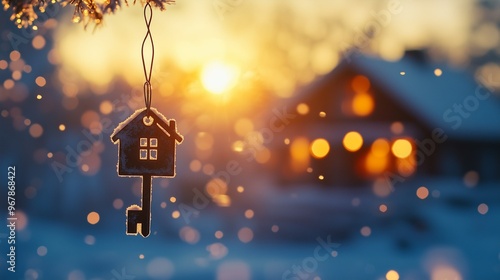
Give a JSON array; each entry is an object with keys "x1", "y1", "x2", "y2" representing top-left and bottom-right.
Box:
[{"x1": 141, "y1": 2, "x2": 154, "y2": 116}]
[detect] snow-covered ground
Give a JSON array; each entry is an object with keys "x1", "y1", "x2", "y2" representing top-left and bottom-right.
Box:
[{"x1": 1, "y1": 177, "x2": 499, "y2": 280}]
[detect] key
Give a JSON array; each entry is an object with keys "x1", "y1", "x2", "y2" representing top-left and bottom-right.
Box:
[
  {"x1": 111, "y1": 107, "x2": 183, "y2": 238},
  {"x1": 126, "y1": 175, "x2": 152, "y2": 237}
]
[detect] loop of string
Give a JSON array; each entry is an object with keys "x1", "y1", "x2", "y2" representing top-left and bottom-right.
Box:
[{"x1": 142, "y1": 2, "x2": 154, "y2": 116}]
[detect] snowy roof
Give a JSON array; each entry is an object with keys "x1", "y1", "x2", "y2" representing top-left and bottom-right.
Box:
[{"x1": 300, "y1": 53, "x2": 500, "y2": 141}]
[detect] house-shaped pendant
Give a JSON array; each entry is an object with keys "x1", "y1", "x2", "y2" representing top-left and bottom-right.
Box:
[{"x1": 111, "y1": 107, "x2": 183, "y2": 237}]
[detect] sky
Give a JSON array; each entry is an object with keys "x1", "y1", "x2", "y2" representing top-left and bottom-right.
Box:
[{"x1": 51, "y1": 0, "x2": 499, "y2": 101}]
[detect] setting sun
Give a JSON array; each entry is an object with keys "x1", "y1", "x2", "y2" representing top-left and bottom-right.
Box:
[{"x1": 201, "y1": 61, "x2": 240, "y2": 95}]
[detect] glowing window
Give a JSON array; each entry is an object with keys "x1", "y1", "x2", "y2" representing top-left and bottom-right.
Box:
[
  {"x1": 150, "y1": 138, "x2": 157, "y2": 147},
  {"x1": 140, "y1": 138, "x2": 148, "y2": 147},
  {"x1": 140, "y1": 149, "x2": 148, "y2": 160},
  {"x1": 150, "y1": 150, "x2": 157, "y2": 160},
  {"x1": 139, "y1": 137, "x2": 158, "y2": 160}
]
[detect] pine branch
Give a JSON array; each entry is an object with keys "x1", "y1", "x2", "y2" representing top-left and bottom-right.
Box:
[{"x1": 2, "y1": 0, "x2": 176, "y2": 28}]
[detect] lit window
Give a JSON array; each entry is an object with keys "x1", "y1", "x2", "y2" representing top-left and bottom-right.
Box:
[
  {"x1": 150, "y1": 138, "x2": 157, "y2": 147},
  {"x1": 150, "y1": 150, "x2": 157, "y2": 160},
  {"x1": 139, "y1": 137, "x2": 158, "y2": 160},
  {"x1": 140, "y1": 149, "x2": 148, "y2": 160}
]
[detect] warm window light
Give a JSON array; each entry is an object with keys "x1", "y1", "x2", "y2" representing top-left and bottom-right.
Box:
[
  {"x1": 392, "y1": 139, "x2": 412, "y2": 158},
  {"x1": 352, "y1": 93, "x2": 374, "y2": 116},
  {"x1": 201, "y1": 61, "x2": 239, "y2": 95},
  {"x1": 290, "y1": 137, "x2": 310, "y2": 172},
  {"x1": 397, "y1": 156, "x2": 416, "y2": 176},
  {"x1": 310, "y1": 138, "x2": 330, "y2": 159},
  {"x1": 343, "y1": 131, "x2": 363, "y2": 152},
  {"x1": 365, "y1": 153, "x2": 388, "y2": 175},
  {"x1": 351, "y1": 75, "x2": 370, "y2": 92},
  {"x1": 371, "y1": 138, "x2": 390, "y2": 156},
  {"x1": 255, "y1": 148, "x2": 271, "y2": 164}
]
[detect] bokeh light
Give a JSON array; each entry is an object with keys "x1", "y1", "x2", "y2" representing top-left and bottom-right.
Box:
[
  {"x1": 244, "y1": 209, "x2": 254, "y2": 219},
  {"x1": 351, "y1": 75, "x2": 370, "y2": 92},
  {"x1": 371, "y1": 138, "x2": 390, "y2": 156},
  {"x1": 290, "y1": 137, "x2": 310, "y2": 172},
  {"x1": 179, "y1": 226, "x2": 200, "y2": 244},
  {"x1": 296, "y1": 103, "x2": 310, "y2": 115},
  {"x1": 478, "y1": 203, "x2": 488, "y2": 215},
  {"x1": 373, "y1": 178, "x2": 392, "y2": 197},
  {"x1": 310, "y1": 138, "x2": 330, "y2": 159},
  {"x1": 37, "y1": 246, "x2": 48, "y2": 256},
  {"x1": 29, "y1": 123, "x2": 44, "y2": 138},
  {"x1": 172, "y1": 210, "x2": 180, "y2": 219},
  {"x1": 352, "y1": 93, "x2": 374, "y2": 116},
  {"x1": 271, "y1": 225, "x2": 279, "y2": 233},
  {"x1": 32, "y1": 35, "x2": 46, "y2": 49},
  {"x1": 113, "y1": 199, "x2": 124, "y2": 209},
  {"x1": 84, "y1": 235, "x2": 95, "y2": 245},
  {"x1": 417, "y1": 186, "x2": 429, "y2": 200},
  {"x1": 386, "y1": 270, "x2": 399, "y2": 280},
  {"x1": 392, "y1": 139, "x2": 412, "y2": 158},
  {"x1": 87, "y1": 212, "x2": 100, "y2": 225},
  {"x1": 147, "y1": 258, "x2": 175, "y2": 279},
  {"x1": 463, "y1": 170, "x2": 479, "y2": 187},
  {"x1": 207, "y1": 243, "x2": 228, "y2": 260},
  {"x1": 234, "y1": 118, "x2": 254, "y2": 137},
  {"x1": 365, "y1": 151, "x2": 389, "y2": 175},
  {"x1": 431, "y1": 265, "x2": 462, "y2": 280},
  {"x1": 215, "y1": 231, "x2": 224, "y2": 239},
  {"x1": 238, "y1": 227, "x2": 254, "y2": 243},
  {"x1": 343, "y1": 131, "x2": 363, "y2": 152},
  {"x1": 391, "y1": 122, "x2": 404, "y2": 134},
  {"x1": 379, "y1": 204, "x2": 388, "y2": 213},
  {"x1": 217, "y1": 261, "x2": 251, "y2": 280},
  {"x1": 35, "y1": 76, "x2": 46, "y2": 87},
  {"x1": 360, "y1": 226, "x2": 371, "y2": 237}
]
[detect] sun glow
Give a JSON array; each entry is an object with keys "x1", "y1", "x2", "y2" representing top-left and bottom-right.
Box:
[{"x1": 201, "y1": 61, "x2": 239, "y2": 95}]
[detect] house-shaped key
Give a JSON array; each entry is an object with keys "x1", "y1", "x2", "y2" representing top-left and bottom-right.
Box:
[{"x1": 111, "y1": 107, "x2": 183, "y2": 237}]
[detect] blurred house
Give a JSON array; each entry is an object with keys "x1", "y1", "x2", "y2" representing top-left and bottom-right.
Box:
[{"x1": 266, "y1": 51, "x2": 500, "y2": 187}]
